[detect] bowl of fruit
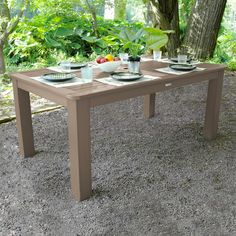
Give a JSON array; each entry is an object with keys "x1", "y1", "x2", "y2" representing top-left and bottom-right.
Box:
[{"x1": 96, "y1": 54, "x2": 121, "y2": 72}]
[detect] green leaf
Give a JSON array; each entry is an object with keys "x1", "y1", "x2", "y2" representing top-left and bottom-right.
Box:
[
  {"x1": 82, "y1": 36, "x2": 99, "y2": 43},
  {"x1": 144, "y1": 27, "x2": 171, "y2": 50},
  {"x1": 54, "y1": 27, "x2": 74, "y2": 37},
  {"x1": 96, "y1": 39, "x2": 107, "y2": 49},
  {"x1": 74, "y1": 28, "x2": 84, "y2": 36},
  {"x1": 70, "y1": 43, "x2": 81, "y2": 49},
  {"x1": 45, "y1": 35, "x2": 62, "y2": 47},
  {"x1": 144, "y1": 27, "x2": 165, "y2": 36},
  {"x1": 146, "y1": 34, "x2": 168, "y2": 50},
  {"x1": 134, "y1": 28, "x2": 144, "y2": 42},
  {"x1": 119, "y1": 29, "x2": 132, "y2": 41}
]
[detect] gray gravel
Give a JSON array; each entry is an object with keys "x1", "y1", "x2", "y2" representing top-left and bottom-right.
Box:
[{"x1": 0, "y1": 73, "x2": 236, "y2": 236}]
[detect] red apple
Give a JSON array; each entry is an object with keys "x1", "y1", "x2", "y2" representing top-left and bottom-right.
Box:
[
  {"x1": 100, "y1": 58, "x2": 108, "y2": 63},
  {"x1": 96, "y1": 56, "x2": 103, "y2": 64}
]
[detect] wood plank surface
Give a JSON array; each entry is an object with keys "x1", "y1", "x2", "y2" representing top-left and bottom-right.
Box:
[{"x1": 11, "y1": 62, "x2": 226, "y2": 102}]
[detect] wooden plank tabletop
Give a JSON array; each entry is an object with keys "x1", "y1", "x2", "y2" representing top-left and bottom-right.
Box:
[{"x1": 10, "y1": 61, "x2": 226, "y2": 103}]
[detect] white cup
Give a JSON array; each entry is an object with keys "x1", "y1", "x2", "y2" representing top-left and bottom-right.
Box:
[
  {"x1": 81, "y1": 66, "x2": 93, "y2": 83},
  {"x1": 178, "y1": 55, "x2": 187, "y2": 64},
  {"x1": 60, "y1": 61, "x2": 71, "y2": 72},
  {"x1": 119, "y1": 53, "x2": 129, "y2": 64},
  {"x1": 153, "y1": 50, "x2": 162, "y2": 61}
]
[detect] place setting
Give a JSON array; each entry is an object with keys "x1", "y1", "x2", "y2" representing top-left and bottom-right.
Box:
[
  {"x1": 31, "y1": 63, "x2": 94, "y2": 88},
  {"x1": 31, "y1": 53, "x2": 204, "y2": 87},
  {"x1": 155, "y1": 54, "x2": 206, "y2": 75},
  {"x1": 47, "y1": 61, "x2": 88, "y2": 73},
  {"x1": 158, "y1": 55, "x2": 201, "y2": 65},
  {"x1": 96, "y1": 72, "x2": 159, "y2": 86},
  {"x1": 95, "y1": 54, "x2": 160, "y2": 86}
]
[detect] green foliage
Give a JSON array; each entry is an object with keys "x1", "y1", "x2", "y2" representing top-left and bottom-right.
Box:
[
  {"x1": 210, "y1": 3, "x2": 236, "y2": 70},
  {"x1": 144, "y1": 28, "x2": 172, "y2": 51},
  {"x1": 0, "y1": 74, "x2": 13, "y2": 115},
  {"x1": 115, "y1": 27, "x2": 145, "y2": 57},
  {"x1": 178, "y1": 0, "x2": 194, "y2": 41},
  {"x1": 118, "y1": 27, "x2": 144, "y2": 42},
  {"x1": 3, "y1": 0, "x2": 235, "y2": 71},
  {"x1": 5, "y1": 11, "x2": 144, "y2": 66},
  {"x1": 212, "y1": 30, "x2": 236, "y2": 70},
  {"x1": 228, "y1": 59, "x2": 236, "y2": 71},
  {"x1": 114, "y1": 27, "x2": 172, "y2": 57}
]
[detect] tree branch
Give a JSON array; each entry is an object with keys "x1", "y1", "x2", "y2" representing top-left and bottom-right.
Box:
[
  {"x1": 1, "y1": 0, "x2": 28, "y2": 44},
  {"x1": 84, "y1": 0, "x2": 99, "y2": 38},
  {"x1": 7, "y1": 0, "x2": 29, "y2": 35},
  {"x1": 3, "y1": 0, "x2": 11, "y2": 20}
]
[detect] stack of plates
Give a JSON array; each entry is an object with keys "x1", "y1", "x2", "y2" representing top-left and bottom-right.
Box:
[
  {"x1": 169, "y1": 64, "x2": 196, "y2": 71},
  {"x1": 170, "y1": 58, "x2": 191, "y2": 63}
]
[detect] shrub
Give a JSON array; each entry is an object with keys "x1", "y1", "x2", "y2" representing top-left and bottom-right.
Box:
[
  {"x1": 213, "y1": 29, "x2": 236, "y2": 70},
  {"x1": 5, "y1": 12, "x2": 144, "y2": 67}
]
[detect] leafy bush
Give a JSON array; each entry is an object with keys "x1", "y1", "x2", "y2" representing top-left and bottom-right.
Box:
[
  {"x1": 5, "y1": 12, "x2": 144, "y2": 67},
  {"x1": 213, "y1": 30, "x2": 236, "y2": 70}
]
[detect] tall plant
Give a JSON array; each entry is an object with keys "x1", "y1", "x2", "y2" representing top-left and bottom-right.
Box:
[{"x1": 117, "y1": 27, "x2": 145, "y2": 58}]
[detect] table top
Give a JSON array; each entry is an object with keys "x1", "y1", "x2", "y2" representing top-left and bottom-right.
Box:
[{"x1": 11, "y1": 61, "x2": 225, "y2": 106}]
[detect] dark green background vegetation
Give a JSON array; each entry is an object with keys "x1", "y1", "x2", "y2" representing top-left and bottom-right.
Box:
[{"x1": 3, "y1": 0, "x2": 236, "y2": 72}]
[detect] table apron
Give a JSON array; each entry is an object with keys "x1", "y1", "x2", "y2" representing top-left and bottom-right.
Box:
[
  {"x1": 90, "y1": 70, "x2": 220, "y2": 107},
  {"x1": 17, "y1": 80, "x2": 68, "y2": 106},
  {"x1": 15, "y1": 70, "x2": 222, "y2": 108}
]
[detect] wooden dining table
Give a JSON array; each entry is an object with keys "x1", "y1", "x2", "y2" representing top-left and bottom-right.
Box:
[{"x1": 11, "y1": 60, "x2": 225, "y2": 201}]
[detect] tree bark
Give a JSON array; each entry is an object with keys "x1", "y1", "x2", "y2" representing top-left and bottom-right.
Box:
[
  {"x1": 0, "y1": 1, "x2": 9, "y2": 74},
  {"x1": 184, "y1": 0, "x2": 227, "y2": 59},
  {"x1": 0, "y1": 44, "x2": 6, "y2": 74},
  {"x1": 149, "y1": 0, "x2": 180, "y2": 57},
  {"x1": 0, "y1": 0, "x2": 28, "y2": 74}
]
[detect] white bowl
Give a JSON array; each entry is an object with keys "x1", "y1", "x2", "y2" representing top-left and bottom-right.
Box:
[{"x1": 98, "y1": 60, "x2": 121, "y2": 72}]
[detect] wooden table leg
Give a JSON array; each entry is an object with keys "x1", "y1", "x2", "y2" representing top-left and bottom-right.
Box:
[
  {"x1": 203, "y1": 71, "x2": 224, "y2": 140},
  {"x1": 67, "y1": 99, "x2": 92, "y2": 201},
  {"x1": 144, "y1": 94, "x2": 156, "y2": 118},
  {"x1": 12, "y1": 79, "x2": 35, "y2": 157}
]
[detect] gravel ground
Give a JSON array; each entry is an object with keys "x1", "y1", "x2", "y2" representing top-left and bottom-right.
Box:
[{"x1": 0, "y1": 73, "x2": 236, "y2": 236}]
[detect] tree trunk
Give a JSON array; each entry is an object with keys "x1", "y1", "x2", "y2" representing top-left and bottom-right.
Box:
[
  {"x1": 114, "y1": 0, "x2": 127, "y2": 20},
  {"x1": 149, "y1": 0, "x2": 180, "y2": 57},
  {"x1": 85, "y1": 0, "x2": 99, "y2": 38},
  {"x1": 144, "y1": 1, "x2": 154, "y2": 25},
  {"x1": 0, "y1": 0, "x2": 28, "y2": 74},
  {"x1": 184, "y1": 0, "x2": 227, "y2": 59},
  {"x1": 0, "y1": 44, "x2": 6, "y2": 74}
]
